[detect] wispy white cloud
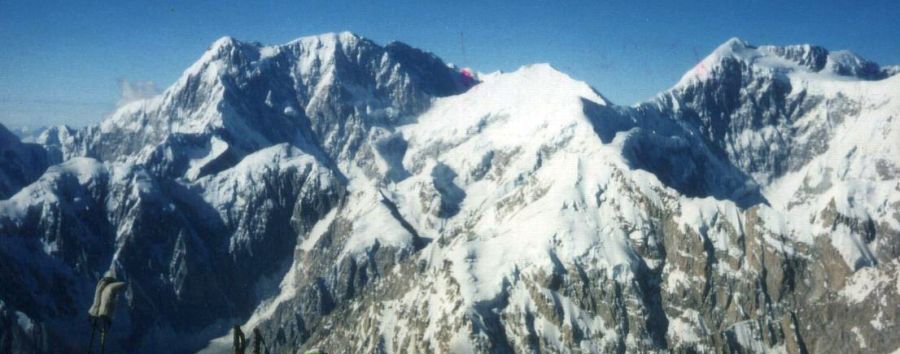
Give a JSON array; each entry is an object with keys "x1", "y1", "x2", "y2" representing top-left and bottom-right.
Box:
[{"x1": 116, "y1": 79, "x2": 160, "y2": 107}]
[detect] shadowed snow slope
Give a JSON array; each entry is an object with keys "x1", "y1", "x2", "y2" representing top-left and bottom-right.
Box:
[{"x1": 2, "y1": 35, "x2": 900, "y2": 354}]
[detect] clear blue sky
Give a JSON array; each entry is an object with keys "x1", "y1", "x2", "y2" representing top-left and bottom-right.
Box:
[{"x1": 1, "y1": 0, "x2": 898, "y2": 128}]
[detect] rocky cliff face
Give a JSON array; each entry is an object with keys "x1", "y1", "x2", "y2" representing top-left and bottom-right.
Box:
[{"x1": 1, "y1": 34, "x2": 898, "y2": 354}]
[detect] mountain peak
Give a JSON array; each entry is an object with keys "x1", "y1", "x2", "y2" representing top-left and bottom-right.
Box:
[
  {"x1": 205, "y1": 32, "x2": 365, "y2": 55},
  {"x1": 203, "y1": 35, "x2": 258, "y2": 59},
  {"x1": 714, "y1": 37, "x2": 753, "y2": 55},
  {"x1": 822, "y1": 49, "x2": 886, "y2": 79},
  {"x1": 284, "y1": 31, "x2": 367, "y2": 49},
  {"x1": 519, "y1": 62, "x2": 562, "y2": 73},
  {"x1": 759, "y1": 43, "x2": 830, "y2": 71},
  {"x1": 210, "y1": 35, "x2": 239, "y2": 50},
  {"x1": 92, "y1": 31, "x2": 467, "y2": 179},
  {"x1": 505, "y1": 63, "x2": 606, "y2": 104},
  {"x1": 676, "y1": 38, "x2": 890, "y2": 87}
]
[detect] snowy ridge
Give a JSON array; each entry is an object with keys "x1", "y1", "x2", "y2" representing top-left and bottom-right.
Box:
[
  {"x1": 677, "y1": 37, "x2": 894, "y2": 87},
  {"x1": 1, "y1": 34, "x2": 899, "y2": 354}
]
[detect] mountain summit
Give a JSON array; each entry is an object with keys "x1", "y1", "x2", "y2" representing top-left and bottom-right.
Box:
[
  {"x1": 1, "y1": 34, "x2": 899, "y2": 354},
  {"x1": 80, "y1": 32, "x2": 467, "y2": 181},
  {"x1": 677, "y1": 37, "x2": 892, "y2": 87}
]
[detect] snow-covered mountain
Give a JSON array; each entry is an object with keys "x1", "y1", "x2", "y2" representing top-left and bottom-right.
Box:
[
  {"x1": 7, "y1": 125, "x2": 49, "y2": 143},
  {"x1": 1, "y1": 33, "x2": 898, "y2": 354},
  {"x1": 0, "y1": 125, "x2": 53, "y2": 199}
]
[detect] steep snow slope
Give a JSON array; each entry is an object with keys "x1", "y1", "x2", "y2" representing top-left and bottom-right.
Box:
[{"x1": 2, "y1": 34, "x2": 899, "y2": 354}]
